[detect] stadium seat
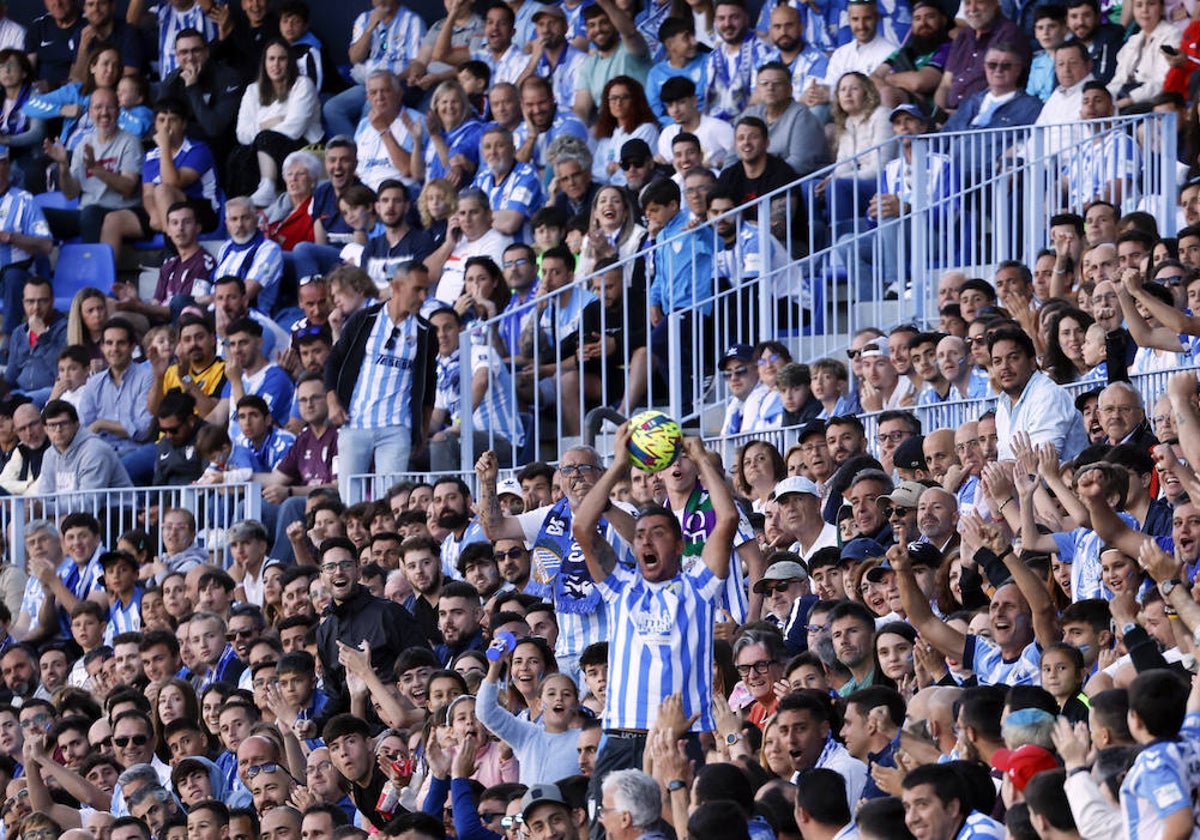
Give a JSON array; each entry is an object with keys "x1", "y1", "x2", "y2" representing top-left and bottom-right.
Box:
[
  {"x1": 32, "y1": 191, "x2": 78, "y2": 213},
  {"x1": 53, "y1": 243, "x2": 115, "y2": 310}
]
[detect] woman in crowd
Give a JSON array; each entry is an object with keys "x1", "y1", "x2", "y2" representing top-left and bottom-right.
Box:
[
  {"x1": 592, "y1": 76, "x2": 659, "y2": 187},
  {"x1": 263, "y1": 150, "x2": 323, "y2": 255},
  {"x1": 414, "y1": 81, "x2": 483, "y2": 189},
  {"x1": 418, "y1": 178, "x2": 456, "y2": 248},
  {"x1": 740, "y1": 440, "x2": 787, "y2": 512},
  {"x1": 66, "y1": 288, "x2": 111, "y2": 372},
  {"x1": 1042, "y1": 307, "x2": 1095, "y2": 384},
  {"x1": 575, "y1": 185, "x2": 647, "y2": 284},
  {"x1": 825, "y1": 72, "x2": 894, "y2": 231},
  {"x1": 24, "y1": 46, "x2": 122, "y2": 156},
  {"x1": 0, "y1": 49, "x2": 45, "y2": 187},
  {"x1": 234, "y1": 38, "x2": 324, "y2": 207},
  {"x1": 1110, "y1": 0, "x2": 1179, "y2": 111}
]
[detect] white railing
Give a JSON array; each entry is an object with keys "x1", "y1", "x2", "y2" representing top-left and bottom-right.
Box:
[
  {"x1": 2, "y1": 483, "x2": 262, "y2": 567},
  {"x1": 350, "y1": 113, "x2": 1176, "y2": 484},
  {"x1": 707, "y1": 365, "x2": 1190, "y2": 465}
]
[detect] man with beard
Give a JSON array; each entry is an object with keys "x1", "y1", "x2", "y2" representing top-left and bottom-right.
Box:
[
  {"x1": 991, "y1": 328, "x2": 1087, "y2": 461},
  {"x1": 662, "y1": 440, "x2": 765, "y2": 623},
  {"x1": 740, "y1": 63, "x2": 827, "y2": 178},
  {"x1": 477, "y1": 444, "x2": 636, "y2": 683},
  {"x1": 359, "y1": 181, "x2": 436, "y2": 292},
  {"x1": 936, "y1": 0, "x2": 1028, "y2": 113},
  {"x1": 314, "y1": 538, "x2": 428, "y2": 712},
  {"x1": 916, "y1": 487, "x2": 958, "y2": 553},
  {"x1": 513, "y1": 76, "x2": 589, "y2": 173},
  {"x1": 521, "y1": 5, "x2": 586, "y2": 112},
  {"x1": 829, "y1": 600, "x2": 886, "y2": 697},
  {"x1": 752, "y1": 556, "x2": 816, "y2": 655},
  {"x1": 214, "y1": 198, "x2": 283, "y2": 314},
  {"x1": 399, "y1": 535, "x2": 445, "y2": 645},
  {"x1": 432, "y1": 476, "x2": 489, "y2": 576},
  {"x1": 922, "y1": 429, "x2": 958, "y2": 485},
  {"x1": 0, "y1": 645, "x2": 42, "y2": 703},
  {"x1": 1063, "y1": 0, "x2": 1124, "y2": 84},
  {"x1": 776, "y1": 690, "x2": 867, "y2": 807},
  {"x1": 434, "y1": 581, "x2": 486, "y2": 665},
  {"x1": 473, "y1": 127, "x2": 544, "y2": 237},
  {"x1": 458, "y1": 542, "x2": 505, "y2": 601},
  {"x1": 872, "y1": 0, "x2": 952, "y2": 109},
  {"x1": 705, "y1": 0, "x2": 773, "y2": 120},
  {"x1": 573, "y1": 0, "x2": 651, "y2": 120},
  {"x1": 762, "y1": 6, "x2": 829, "y2": 104},
  {"x1": 149, "y1": 314, "x2": 227, "y2": 419}
]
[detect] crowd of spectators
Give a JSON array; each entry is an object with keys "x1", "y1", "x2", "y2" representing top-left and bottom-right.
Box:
[{"x1": 0, "y1": 0, "x2": 1195, "y2": 839}]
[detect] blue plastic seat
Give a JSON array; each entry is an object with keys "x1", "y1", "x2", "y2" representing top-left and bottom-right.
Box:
[
  {"x1": 33, "y1": 191, "x2": 79, "y2": 212},
  {"x1": 53, "y1": 243, "x2": 115, "y2": 310}
]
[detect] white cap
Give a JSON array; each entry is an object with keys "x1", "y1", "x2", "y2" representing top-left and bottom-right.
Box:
[
  {"x1": 497, "y1": 477, "x2": 522, "y2": 497},
  {"x1": 770, "y1": 476, "x2": 819, "y2": 501}
]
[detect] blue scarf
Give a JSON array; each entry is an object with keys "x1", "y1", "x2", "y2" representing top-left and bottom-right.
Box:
[
  {"x1": 1, "y1": 84, "x2": 30, "y2": 137},
  {"x1": 531, "y1": 498, "x2": 605, "y2": 615}
]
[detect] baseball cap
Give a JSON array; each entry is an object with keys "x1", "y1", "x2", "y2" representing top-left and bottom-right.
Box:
[
  {"x1": 753, "y1": 560, "x2": 809, "y2": 593},
  {"x1": 841, "y1": 538, "x2": 887, "y2": 564},
  {"x1": 619, "y1": 138, "x2": 652, "y2": 166},
  {"x1": 864, "y1": 560, "x2": 895, "y2": 583},
  {"x1": 893, "y1": 436, "x2": 926, "y2": 471},
  {"x1": 877, "y1": 481, "x2": 926, "y2": 509},
  {"x1": 889, "y1": 103, "x2": 929, "y2": 123},
  {"x1": 521, "y1": 783, "x2": 569, "y2": 822},
  {"x1": 797, "y1": 419, "x2": 826, "y2": 442},
  {"x1": 859, "y1": 337, "x2": 889, "y2": 358},
  {"x1": 721, "y1": 344, "x2": 754, "y2": 367},
  {"x1": 497, "y1": 477, "x2": 522, "y2": 498},
  {"x1": 532, "y1": 5, "x2": 567, "y2": 22},
  {"x1": 771, "y1": 476, "x2": 819, "y2": 501},
  {"x1": 99, "y1": 550, "x2": 137, "y2": 571},
  {"x1": 991, "y1": 744, "x2": 1060, "y2": 792},
  {"x1": 1074, "y1": 386, "x2": 1104, "y2": 412}
]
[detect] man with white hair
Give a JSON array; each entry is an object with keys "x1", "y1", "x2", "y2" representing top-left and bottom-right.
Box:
[
  {"x1": 215, "y1": 197, "x2": 283, "y2": 314},
  {"x1": 936, "y1": 335, "x2": 989, "y2": 402},
  {"x1": 1098, "y1": 381, "x2": 1157, "y2": 449},
  {"x1": 599, "y1": 770, "x2": 663, "y2": 840}
]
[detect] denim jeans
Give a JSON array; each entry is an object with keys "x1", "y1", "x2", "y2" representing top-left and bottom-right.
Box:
[
  {"x1": 323, "y1": 86, "x2": 367, "y2": 141},
  {"x1": 337, "y1": 425, "x2": 412, "y2": 502}
]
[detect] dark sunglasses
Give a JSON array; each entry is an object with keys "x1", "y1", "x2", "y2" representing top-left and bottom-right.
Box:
[
  {"x1": 113, "y1": 734, "x2": 149, "y2": 748},
  {"x1": 619, "y1": 158, "x2": 647, "y2": 170},
  {"x1": 494, "y1": 547, "x2": 525, "y2": 562}
]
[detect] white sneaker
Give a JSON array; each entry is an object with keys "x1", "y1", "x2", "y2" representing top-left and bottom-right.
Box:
[{"x1": 250, "y1": 179, "x2": 277, "y2": 207}]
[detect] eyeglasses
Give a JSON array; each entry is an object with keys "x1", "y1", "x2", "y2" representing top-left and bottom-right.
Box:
[
  {"x1": 985, "y1": 61, "x2": 1015, "y2": 71},
  {"x1": 735, "y1": 659, "x2": 775, "y2": 677},
  {"x1": 159, "y1": 422, "x2": 185, "y2": 436},
  {"x1": 619, "y1": 158, "x2": 647, "y2": 170},
  {"x1": 494, "y1": 547, "x2": 525, "y2": 562},
  {"x1": 757, "y1": 353, "x2": 781, "y2": 366},
  {"x1": 2, "y1": 789, "x2": 28, "y2": 811},
  {"x1": 93, "y1": 736, "x2": 113, "y2": 749},
  {"x1": 800, "y1": 443, "x2": 826, "y2": 454},
  {"x1": 805, "y1": 623, "x2": 830, "y2": 633},
  {"x1": 759, "y1": 581, "x2": 794, "y2": 595},
  {"x1": 876, "y1": 431, "x2": 908, "y2": 445},
  {"x1": 23, "y1": 830, "x2": 57, "y2": 840},
  {"x1": 44, "y1": 419, "x2": 74, "y2": 430},
  {"x1": 113, "y1": 734, "x2": 149, "y2": 748},
  {"x1": 503, "y1": 258, "x2": 531, "y2": 269},
  {"x1": 722, "y1": 366, "x2": 750, "y2": 379},
  {"x1": 479, "y1": 812, "x2": 504, "y2": 824},
  {"x1": 321, "y1": 560, "x2": 357, "y2": 572},
  {"x1": 559, "y1": 464, "x2": 598, "y2": 476},
  {"x1": 501, "y1": 816, "x2": 524, "y2": 830},
  {"x1": 954, "y1": 439, "x2": 981, "y2": 453},
  {"x1": 1099, "y1": 405, "x2": 1137, "y2": 415},
  {"x1": 19, "y1": 713, "x2": 50, "y2": 730},
  {"x1": 245, "y1": 762, "x2": 282, "y2": 778},
  {"x1": 14, "y1": 420, "x2": 41, "y2": 433},
  {"x1": 881, "y1": 505, "x2": 911, "y2": 519},
  {"x1": 307, "y1": 760, "x2": 334, "y2": 775}
]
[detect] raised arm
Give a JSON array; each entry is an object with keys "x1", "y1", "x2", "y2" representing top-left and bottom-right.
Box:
[
  {"x1": 1077, "y1": 468, "x2": 1152, "y2": 559},
  {"x1": 1118, "y1": 273, "x2": 1189, "y2": 352},
  {"x1": 982, "y1": 506, "x2": 1059, "y2": 649},
  {"x1": 1168, "y1": 372, "x2": 1200, "y2": 468},
  {"x1": 572, "y1": 423, "x2": 632, "y2": 584},
  {"x1": 686, "y1": 437, "x2": 734, "y2": 581},
  {"x1": 890, "y1": 525, "x2": 967, "y2": 661},
  {"x1": 474, "y1": 449, "x2": 526, "y2": 541}
]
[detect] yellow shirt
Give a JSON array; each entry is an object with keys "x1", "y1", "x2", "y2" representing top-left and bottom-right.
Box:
[{"x1": 162, "y1": 358, "x2": 228, "y2": 411}]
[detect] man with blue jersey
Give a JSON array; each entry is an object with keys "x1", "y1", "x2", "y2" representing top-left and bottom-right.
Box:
[
  {"x1": 902, "y1": 763, "x2": 1005, "y2": 840},
  {"x1": 514, "y1": 75, "x2": 590, "y2": 174},
  {"x1": 893, "y1": 521, "x2": 1052, "y2": 687},
  {"x1": 572, "y1": 429, "x2": 735, "y2": 806},
  {"x1": 223, "y1": 396, "x2": 296, "y2": 484},
  {"x1": 326, "y1": 261, "x2": 437, "y2": 501},
  {"x1": 646, "y1": 17, "x2": 708, "y2": 124},
  {"x1": 0, "y1": 150, "x2": 53, "y2": 346},
  {"x1": 472, "y1": 126, "x2": 544, "y2": 238},
  {"x1": 223, "y1": 319, "x2": 295, "y2": 431}
]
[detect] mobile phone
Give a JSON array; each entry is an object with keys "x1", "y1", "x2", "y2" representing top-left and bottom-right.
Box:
[{"x1": 1163, "y1": 44, "x2": 1180, "y2": 55}]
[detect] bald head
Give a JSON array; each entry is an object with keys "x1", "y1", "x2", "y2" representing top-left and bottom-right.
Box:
[
  {"x1": 922, "y1": 429, "x2": 957, "y2": 481},
  {"x1": 12, "y1": 403, "x2": 44, "y2": 447}
]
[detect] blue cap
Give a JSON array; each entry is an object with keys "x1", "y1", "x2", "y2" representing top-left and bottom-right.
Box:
[
  {"x1": 889, "y1": 103, "x2": 929, "y2": 123},
  {"x1": 841, "y1": 538, "x2": 887, "y2": 564}
]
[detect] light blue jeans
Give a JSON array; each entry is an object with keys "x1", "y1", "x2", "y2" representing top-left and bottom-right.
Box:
[{"x1": 337, "y1": 425, "x2": 412, "y2": 502}]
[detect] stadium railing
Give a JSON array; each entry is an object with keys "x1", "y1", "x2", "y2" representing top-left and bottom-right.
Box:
[
  {"x1": 706, "y1": 365, "x2": 1192, "y2": 466},
  {"x1": 346, "y1": 113, "x2": 1176, "y2": 492},
  {"x1": 2, "y1": 482, "x2": 262, "y2": 567}
]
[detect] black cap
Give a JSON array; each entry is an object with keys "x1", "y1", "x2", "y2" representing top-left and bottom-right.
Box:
[
  {"x1": 619, "y1": 138, "x2": 652, "y2": 165},
  {"x1": 797, "y1": 419, "x2": 826, "y2": 442},
  {"x1": 1074, "y1": 386, "x2": 1104, "y2": 412},
  {"x1": 893, "y1": 436, "x2": 926, "y2": 471}
]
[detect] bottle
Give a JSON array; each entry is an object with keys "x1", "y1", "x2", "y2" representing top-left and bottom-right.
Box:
[{"x1": 487, "y1": 630, "x2": 518, "y2": 662}]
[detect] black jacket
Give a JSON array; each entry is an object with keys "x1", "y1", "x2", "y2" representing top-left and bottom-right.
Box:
[
  {"x1": 325, "y1": 302, "x2": 437, "y2": 450},
  {"x1": 159, "y1": 60, "x2": 243, "y2": 155},
  {"x1": 315, "y1": 586, "x2": 428, "y2": 703}
]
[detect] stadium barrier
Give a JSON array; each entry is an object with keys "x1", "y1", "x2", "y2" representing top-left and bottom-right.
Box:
[{"x1": 2, "y1": 482, "x2": 262, "y2": 567}]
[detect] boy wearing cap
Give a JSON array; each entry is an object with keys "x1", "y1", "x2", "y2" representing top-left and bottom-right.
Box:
[
  {"x1": 656, "y1": 76, "x2": 735, "y2": 169},
  {"x1": 720, "y1": 344, "x2": 783, "y2": 435}
]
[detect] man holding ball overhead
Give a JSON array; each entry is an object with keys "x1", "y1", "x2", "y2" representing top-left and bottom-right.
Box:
[{"x1": 572, "y1": 426, "x2": 737, "y2": 819}]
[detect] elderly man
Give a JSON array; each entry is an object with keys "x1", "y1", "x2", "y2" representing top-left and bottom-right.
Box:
[
  {"x1": 773, "y1": 476, "x2": 838, "y2": 561},
  {"x1": 751, "y1": 560, "x2": 815, "y2": 656},
  {"x1": 845, "y1": 469, "x2": 894, "y2": 545},
  {"x1": 354, "y1": 71, "x2": 423, "y2": 192},
  {"x1": 1098, "y1": 381, "x2": 1157, "y2": 449},
  {"x1": 473, "y1": 127, "x2": 544, "y2": 237},
  {"x1": 936, "y1": 0, "x2": 1028, "y2": 112},
  {"x1": 214, "y1": 198, "x2": 284, "y2": 314},
  {"x1": 425, "y1": 190, "x2": 514, "y2": 305},
  {"x1": 0, "y1": 402, "x2": 48, "y2": 495}
]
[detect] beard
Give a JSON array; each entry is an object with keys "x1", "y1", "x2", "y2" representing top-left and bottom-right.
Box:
[{"x1": 437, "y1": 509, "x2": 471, "y2": 531}]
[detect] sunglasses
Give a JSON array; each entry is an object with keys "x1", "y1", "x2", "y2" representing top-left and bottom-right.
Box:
[
  {"x1": 294, "y1": 324, "x2": 327, "y2": 339},
  {"x1": 722, "y1": 365, "x2": 749, "y2": 379},
  {"x1": 113, "y1": 734, "x2": 149, "y2": 748},
  {"x1": 759, "y1": 581, "x2": 794, "y2": 594},
  {"x1": 494, "y1": 547, "x2": 525, "y2": 562},
  {"x1": 846, "y1": 348, "x2": 861, "y2": 359},
  {"x1": 619, "y1": 158, "x2": 647, "y2": 170},
  {"x1": 501, "y1": 816, "x2": 524, "y2": 830},
  {"x1": 881, "y1": 505, "x2": 911, "y2": 519},
  {"x1": 245, "y1": 762, "x2": 283, "y2": 778},
  {"x1": 226, "y1": 628, "x2": 257, "y2": 640}
]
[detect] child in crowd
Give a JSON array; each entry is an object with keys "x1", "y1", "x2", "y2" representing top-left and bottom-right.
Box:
[
  {"x1": 141, "y1": 325, "x2": 175, "y2": 370},
  {"x1": 777, "y1": 362, "x2": 816, "y2": 427},
  {"x1": 1080, "y1": 323, "x2": 1109, "y2": 381},
  {"x1": 1039, "y1": 642, "x2": 1090, "y2": 724},
  {"x1": 49, "y1": 345, "x2": 90, "y2": 407},
  {"x1": 1027, "y1": 5, "x2": 1068, "y2": 101},
  {"x1": 117, "y1": 75, "x2": 153, "y2": 139},
  {"x1": 565, "y1": 215, "x2": 588, "y2": 257},
  {"x1": 336, "y1": 183, "x2": 385, "y2": 265},
  {"x1": 196, "y1": 425, "x2": 233, "y2": 485},
  {"x1": 279, "y1": 0, "x2": 325, "y2": 92},
  {"x1": 418, "y1": 179, "x2": 456, "y2": 248},
  {"x1": 811, "y1": 357, "x2": 852, "y2": 418},
  {"x1": 531, "y1": 206, "x2": 569, "y2": 263},
  {"x1": 579, "y1": 642, "x2": 608, "y2": 716},
  {"x1": 457, "y1": 60, "x2": 491, "y2": 116}
]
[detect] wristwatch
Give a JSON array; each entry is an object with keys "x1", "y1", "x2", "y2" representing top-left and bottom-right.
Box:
[
  {"x1": 724, "y1": 732, "x2": 742, "y2": 746},
  {"x1": 667, "y1": 780, "x2": 687, "y2": 792},
  {"x1": 1160, "y1": 579, "x2": 1183, "y2": 597}
]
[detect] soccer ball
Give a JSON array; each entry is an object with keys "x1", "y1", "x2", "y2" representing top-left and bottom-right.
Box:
[{"x1": 626, "y1": 410, "x2": 683, "y2": 473}]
